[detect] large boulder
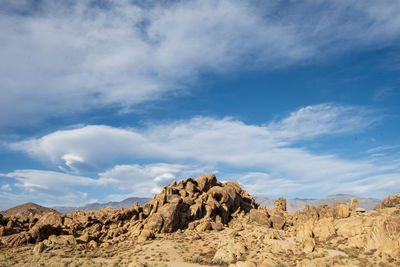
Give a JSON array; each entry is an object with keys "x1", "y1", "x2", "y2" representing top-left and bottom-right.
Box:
[
  {"x1": 2, "y1": 231, "x2": 33, "y2": 247},
  {"x1": 333, "y1": 202, "x2": 350, "y2": 219},
  {"x1": 214, "y1": 242, "x2": 247, "y2": 264},
  {"x1": 375, "y1": 193, "x2": 400, "y2": 210},
  {"x1": 157, "y1": 202, "x2": 188, "y2": 233},
  {"x1": 29, "y1": 224, "x2": 62, "y2": 242},
  {"x1": 196, "y1": 174, "x2": 217, "y2": 192},
  {"x1": 36, "y1": 212, "x2": 63, "y2": 228},
  {"x1": 249, "y1": 209, "x2": 271, "y2": 226},
  {"x1": 312, "y1": 218, "x2": 335, "y2": 241},
  {"x1": 274, "y1": 198, "x2": 287, "y2": 212}
]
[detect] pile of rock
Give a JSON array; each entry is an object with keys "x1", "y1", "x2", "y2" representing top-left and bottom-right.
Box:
[
  {"x1": 0, "y1": 174, "x2": 259, "y2": 248},
  {"x1": 137, "y1": 174, "x2": 257, "y2": 240},
  {"x1": 294, "y1": 194, "x2": 400, "y2": 260}
]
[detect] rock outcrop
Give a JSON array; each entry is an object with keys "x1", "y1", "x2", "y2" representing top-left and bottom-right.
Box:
[
  {"x1": 0, "y1": 174, "x2": 258, "y2": 247},
  {"x1": 1, "y1": 175, "x2": 400, "y2": 267},
  {"x1": 139, "y1": 174, "x2": 257, "y2": 237},
  {"x1": 375, "y1": 192, "x2": 400, "y2": 210}
]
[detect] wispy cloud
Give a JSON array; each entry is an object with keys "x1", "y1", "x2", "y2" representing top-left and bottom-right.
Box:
[
  {"x1": 0, "y1": 169, "x2": 116, "y2": 209},
  {"x1": 11, "y1": 104, "x2": 376, "y2": 175},
  {"x1": 1, "y1": 0, "x2": 400, "y2": 128},
  {"x1": 366, "y1": 144, "x2": 400, "y2": 154},
  {"x1": 7, "y1": 103, "x2": 398, "y2": 203}
]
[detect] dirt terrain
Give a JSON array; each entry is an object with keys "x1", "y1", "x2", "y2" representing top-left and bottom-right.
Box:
[{"x1": 1, "y1": 174, "x2": 399, "y2": 267}]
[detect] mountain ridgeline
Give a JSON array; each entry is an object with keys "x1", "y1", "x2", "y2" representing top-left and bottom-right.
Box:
[{"x1": 51, "y1": 197, "x2": 151, "y2": 214}]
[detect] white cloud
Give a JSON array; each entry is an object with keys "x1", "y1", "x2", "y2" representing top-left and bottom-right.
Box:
[
  {"x1": 11, "y1": 104, "x2": 380, "y2": 179},
  {"x1": 0, "y1": 162, "x2": 212, "y2": 206},
  {"x1": 0, "y1": 169, "x2": 116, "y2": 207},
  {"x1": 268, "y1": 104, "x2": 377, "y2": 141},
  {"x1": 229, "y1": 172, "x2": 301, "y2": 198},
  {"x1": 8, "y1": 103, "x2": 400, "y2": 200},
  {"x1": 366, "y1": 145, "x2": 400, "y2": 154},
  {"x1": 1, "y1": 1, "x2": 400, "y2": 128},
  {"x1": 98, "y1": 163, "x2": 213, "y2": 197},
  {"x1": 1, "y1": 184, "x2": 12, "y2": 191}
]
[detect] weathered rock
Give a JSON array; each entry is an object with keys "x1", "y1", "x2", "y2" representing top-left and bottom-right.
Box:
[
  {"x1": 137, "y1": 229, "x2": 154, "y2": 242},
  {"x1": 144, "y1": 214, "x2": 163, "y2": 233},
  {"x1": 274, "y1": 197, "x2": 287, "y2": 212},
  {"x1": 375, "y1": 193, "x2": 400, "y2": 209},
  {"x1": 196, "y1": 221, "x2": 212, "y2": 232},
  {"x1": 0, "y1": 226, "x2": 5, "y2": 237},
  {"x1": 211, "y1": 222, "x2": 224, "y2": 231},
  {"x1": 2, "y1": 175, "x2": 399, "y2": 267},
  {"x1": 312, "y1": 218, "x2": 335, "y2": 241},
  {"x1": 140, "y1": 174, "x2": 257, "y2": 234},
  {"x1": 77, "y1": 232, "x2": 91, "y2": 243},
  {"x1": 3, "y1": 231, "x2": 33, "y2": 246},
  {"x1": 88, "y1": 240, "x2": 98, "y2": 249},
  {"x1": 296, "y1": 221, "x2": 313, "y2": 243},
  {"x1": 196, "y1": 174, "x2": 217, "y2": 192},
  {"x1": 158, "y1": 202, "x2": 187, "y2": 233},
  {"x1": 33, "y1": 241, "x2": 45, "y2": 255},
  {"x1": 249, "y1": 209, "x2": 271, "y2": 226},
  {"x1": 316, "y1": 204, "x2": 334, "y2": 219},
  {"x1": 270, "y1": 214, "x2": 286, "y2": 230},
  {"x1": 355, "y1": 207, "x2": 366, "y2": 213},
  {"x1": 349, "y1": 198, "x2": 360, "y2": 211},
  {"x1": 293, "y1": 205, "x2": 319, "y2": 223},
  {"x1": 29, "y1": 224, "x2": 61, "y2": 242},
  {"x1": 214, "y1": 242, "x2": 247, "y2": 263},
  {"x1": 333, "y1": 202, "x2": 350, "y2": 219},
  {"x1": 47, "y1": 234, "x2": 76, "y2": 246},
  {"x1": 36, "y1": 212, "x2": 63, "y2": 228},
  {"x1": 302, "y1": 237, "x2": 315, "y2": 253}
]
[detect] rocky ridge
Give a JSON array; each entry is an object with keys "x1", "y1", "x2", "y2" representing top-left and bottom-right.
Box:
[
  {"x1": 256, "y1": 194, "x2": 381, "y2": 213},
  {"x1": 1, "y1": 174, "x2": 400, "y2": 267}
]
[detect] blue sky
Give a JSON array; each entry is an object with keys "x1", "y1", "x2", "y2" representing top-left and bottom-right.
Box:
[{"x1": 1, "y1": 0, "x2": 400, "y2": 210}]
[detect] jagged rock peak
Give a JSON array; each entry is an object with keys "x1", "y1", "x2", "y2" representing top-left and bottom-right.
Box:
[{"x1": 140, "y1": 174, "x2": 257, "y2": 234}]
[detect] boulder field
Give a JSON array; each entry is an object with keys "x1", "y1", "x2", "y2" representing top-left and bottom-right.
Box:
[{"x1": 1, "y1": 174, "x2": 400, "y2": 266}]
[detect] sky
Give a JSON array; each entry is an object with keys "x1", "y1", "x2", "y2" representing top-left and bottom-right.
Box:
[{"x1": 1, "y1": 0, "x2": 400, "y2": 210}]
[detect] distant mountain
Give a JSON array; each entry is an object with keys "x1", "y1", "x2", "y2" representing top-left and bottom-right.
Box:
[
  {"x1": 0, "y1": 202, "x2": 58, "y2": 218},
  {"x1": 255, "y1": 194, "x2": 381, "y2": 214},
  {"x1": 52, "y1": 197, "x2": 152, "y2": 213}
]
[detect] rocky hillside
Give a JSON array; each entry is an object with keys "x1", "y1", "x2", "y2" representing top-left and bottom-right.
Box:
[
  {"x1": 0, "y1": 202, "x2": 58, "y2": 218},
  {"x1": 1, "y1": 174, "x2": 400, "y2": 267},
  {"x1": 256, "y1": 194, "x2": 381, "y2": 213}
]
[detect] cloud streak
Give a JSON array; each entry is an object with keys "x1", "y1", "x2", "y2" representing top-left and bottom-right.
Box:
[
  {"x1": 6, "y1": 103, "x2": 399, "y2": 204},
  {"x1": 1, "y1": 0, "x2": 400, "y2": 128}
]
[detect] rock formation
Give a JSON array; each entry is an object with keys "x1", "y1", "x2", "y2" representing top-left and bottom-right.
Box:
[{"x1": 1, "y1": 175, "x2": 400, "y2": 267}]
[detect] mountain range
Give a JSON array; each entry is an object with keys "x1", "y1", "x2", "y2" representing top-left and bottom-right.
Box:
[{"x1": 51, "y1": 197, "x2": 151, "y2": 213}]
